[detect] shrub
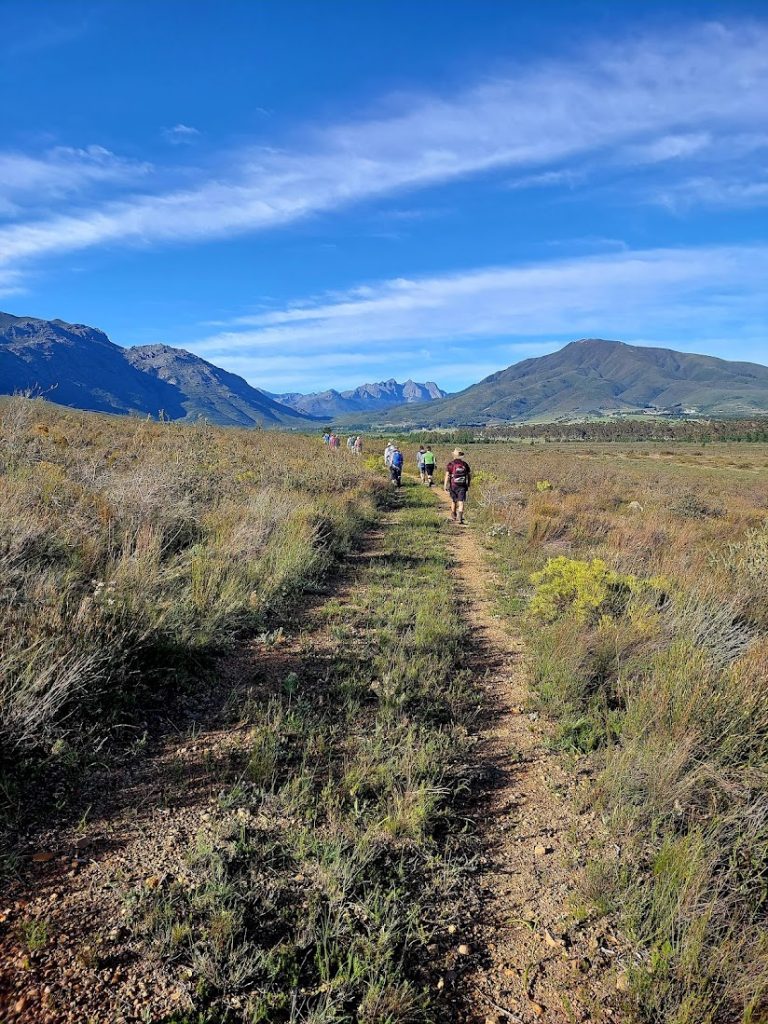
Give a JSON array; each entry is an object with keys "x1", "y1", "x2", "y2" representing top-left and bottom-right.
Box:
[
  {"x1": 528, "y1": 555, "x2": 648, "y2": 623},
  {"x1": 670, "y1": 491, "x2": 725, "y2": 520},
  {"x1": 0, "y1": 399, "x2": 383, "y2": 853}
]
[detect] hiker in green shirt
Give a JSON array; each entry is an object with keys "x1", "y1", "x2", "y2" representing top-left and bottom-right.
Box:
[{"x1": 422, "y1": 446, "x2": 436, "y2": 487}]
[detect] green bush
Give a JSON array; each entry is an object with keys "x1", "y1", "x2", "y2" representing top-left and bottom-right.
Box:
[{"x1": 529, "y1": 555, "x2": 649, "y2": 623}]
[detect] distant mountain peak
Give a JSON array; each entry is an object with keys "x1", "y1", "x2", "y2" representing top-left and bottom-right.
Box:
[
  {"x1": 566, "y1": 338, "x2": 627, "y2": 349},
  {"x1": 271, "y1": 377, "x2": 447, "y2": 418}
]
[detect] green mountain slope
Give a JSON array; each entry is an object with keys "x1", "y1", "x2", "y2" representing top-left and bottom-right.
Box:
[{"x1": 344, "y1": 339, "x2": 768, "y2": 427}]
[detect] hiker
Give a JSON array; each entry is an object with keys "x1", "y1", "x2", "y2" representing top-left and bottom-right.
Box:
[
  {"x1": 390, "y1": 445, "x2": 404, "y2": 487},
  {"x1": 417, "y1": 445, "x2": 427, "y2": 483},
  {"x1": 422, "y1": 445, "x2": 436, "y2": 487},
  {"x1": 329, "y1": 433, "x2": 340, "y2": 450},
  {"x1": 444, "y1": 448, "x2": 471, "y2": 523},
  {"x1": 384, "y1": 440, "x2": 395, "y2": 467},
  {"x1": 322, "y1": 432, "x2": 330, "y2": 445},
  {"x1": 346, "y1": 435, "x2": 355, "y2": 450},
  {"x1": 353, "y1": 435, "x2": 363, "y2": 455}
]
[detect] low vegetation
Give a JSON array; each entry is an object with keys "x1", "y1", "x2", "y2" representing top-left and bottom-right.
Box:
[
  {"x1": 1, "y1": 402, "x2": 480, "y2": 1021},
  {"x1": 0, "y1": 396, "x2": 381, "y2": 854},
  {"x1": 7, "y1": 396, "x2": 768, "y2": 1021},
  {"x1": 128, "y1": 483, "x2": 477, "y2": 1022},
  {"x1": 460, "y1": 439, "x2": 768, "y2": 1023}
]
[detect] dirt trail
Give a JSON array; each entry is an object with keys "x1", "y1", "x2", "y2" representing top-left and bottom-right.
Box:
[
  {"x1": 1, "y1": 485, "x2": 623, "y2": 1023},
  {"x1": 0, "y1": 539, "x2": 381, "y2": 1023},
  {"x1": 434, "y1": 486, "x2": 622, "y2": 1024}
]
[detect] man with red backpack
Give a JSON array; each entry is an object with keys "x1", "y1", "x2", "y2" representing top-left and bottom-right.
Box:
[{"x1": 444, "y1": 448, "x2": 471, "y2": 524}]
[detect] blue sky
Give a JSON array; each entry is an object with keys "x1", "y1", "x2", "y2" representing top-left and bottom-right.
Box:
[{"x1": 1, "y1": 0, "x2": 767, "y2": 393}]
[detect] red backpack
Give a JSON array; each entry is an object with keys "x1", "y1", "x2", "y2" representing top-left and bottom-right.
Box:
[{"x1": 450, "y1": 460, "x2": 469, "y2": 487}]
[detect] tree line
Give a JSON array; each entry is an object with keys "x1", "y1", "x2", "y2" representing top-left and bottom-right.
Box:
[{"x1": 396, "y1": 418, "x2": 768, "y2": 445}]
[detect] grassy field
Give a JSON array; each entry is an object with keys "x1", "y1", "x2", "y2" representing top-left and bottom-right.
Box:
[
  {"x1": 128, "y1": 482, "x2": 479, "y2": 1022},
  {"x1": 5, "y1": 400, "x2": 768, "y2": 1021},
  {"x1": 427, "y1": 438, "x2": 768, "y2": 1024},
  {"x1": 1, "y1": 400, "x2": 483, "y2": 1022},
  {"x1": 0, "y1": 397, "x2": 382, "y2": 861}
]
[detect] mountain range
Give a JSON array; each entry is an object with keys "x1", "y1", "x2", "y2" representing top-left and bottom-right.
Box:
[
  {"x1": 3, "y1": 311, "x2": 768, "y2": 428},
  {"x1": 0, "y1": 312, "x2": 316, "y2": 428},
  {"x1": 0, "y1": 312, "x2": 444, "y2": 428},
  {"x1": 264, "y1": 379, "x2": 446, "y2": 418},
  {"x1": 341, "y1": 339, "x2": 768, "y2": 426}
]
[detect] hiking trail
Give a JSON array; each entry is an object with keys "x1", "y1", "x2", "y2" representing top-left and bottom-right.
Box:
[
  {"x1": 434, "y1": 484, "x2": 623, "y2": 1024},
  {"x1": 1, "y1": 481, "x2": 623, "y2": 1023}
]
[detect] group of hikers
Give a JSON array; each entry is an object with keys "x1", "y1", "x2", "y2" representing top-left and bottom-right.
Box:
[
  {"x1": 320, "y1": 431, "x2": 471, "y2": 524},
  {"x1": 323, "y1": 432, "x2": 363, "y2": 453},
  {"x1": 383, "y1": 440, "x2": 471, "y2": 524}
]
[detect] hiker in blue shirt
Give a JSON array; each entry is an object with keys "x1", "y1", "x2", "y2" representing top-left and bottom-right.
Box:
[{"x1": 390, "y1": 446, "x2": 404, "y2": 487}]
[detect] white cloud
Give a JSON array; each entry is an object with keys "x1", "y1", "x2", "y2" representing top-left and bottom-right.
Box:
[
  {"x1": 655, "y1": 175, "x2": 768, "y2": 210},
  {"x1": 2, "y1": 22, "x2": 768, "y2": 273},
  {"x1": 505, "y1": 168, "x2": 585, "y2": 190},
  {"x1": 163, "y1": 124, "x2": 201, "y2": 144},
  {"x1": 216, "y1": 346, "x2": 531, "y2": 393},
  {"x1": 190, "y1": 246, "x2": 768, "y2": 386},
  {"x1": 0, "y1": 145, "x2": 152, "y2": 209},
  {"x1": 624, "y1": 132, "x2": 713, "y2": 164},
  {"x1": 0, "y1": 266, "x2": 26, "y2": 297}
]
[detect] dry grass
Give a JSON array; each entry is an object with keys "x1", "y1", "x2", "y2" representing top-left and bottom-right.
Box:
[
  {"x1": 0, "y1": 397, "x2": 382, "y2": 853},
  {"x1": 123, "y1": 480, "x2": 478, "y2": 1022},
  {"x1": 426, "y1": 438, "x2": 768, "y2": 1024}
]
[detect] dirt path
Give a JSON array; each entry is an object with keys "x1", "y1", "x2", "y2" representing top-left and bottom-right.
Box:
[
  {"x1": 1, "y1": 483, "x2": 624, "y2": 1024},
  {"x1": 0, "y1": 536, "x2": 383, "y2": 1023},
  {"x1": 434, "y1": 486, "x2": 623, "y2": 1024}
]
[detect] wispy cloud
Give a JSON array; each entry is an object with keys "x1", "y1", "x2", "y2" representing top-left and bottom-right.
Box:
[
  {"x1": 623, "y1": 132, "x2": 713, "y2": 164},
  {"x1": 162, "y1": 124, "x2": 201, "y2": 145},
  {"x1": 2, "y1": 22, "x2": 768, "y2": 277},
  {"x1": 217, "y1": 347, "x2": 525, "y2": 393},
  {"x1": 0, "y1": 146, "x2": 152, "y2": 212},
  {"x1": 655, "y1": 175, "x2": 768, "y2": 211},
  {"x1": 189, "y1": 245, "x2": 768, "y2": 389},
  {"x1": 505, "y1": 168, "x2": 585, "y2": 190},
  {"x1": 0, "y1": 266, "x2": 26, "y2": 298}
]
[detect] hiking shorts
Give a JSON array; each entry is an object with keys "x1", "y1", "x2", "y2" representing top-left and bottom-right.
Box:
[
  {"x1": 449, "y1": 485, "x2": 468, "y2": 502},
  {"x1": 424, "y1": 464, "x2": 434, "y2": 477}
]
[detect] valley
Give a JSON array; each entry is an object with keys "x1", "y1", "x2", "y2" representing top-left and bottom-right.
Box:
[{"x1": 1, "y1": 397, "x2": 766, "y2": 1023}]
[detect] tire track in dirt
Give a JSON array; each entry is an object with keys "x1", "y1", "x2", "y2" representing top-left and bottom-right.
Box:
[{"x1": 433, "y1": 486, "x2": 624, "y2": 1024}]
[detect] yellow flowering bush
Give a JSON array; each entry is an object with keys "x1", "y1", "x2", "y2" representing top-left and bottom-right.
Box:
[{"x1": 529, "y1": 555, "x2": 643, "y2": 623}]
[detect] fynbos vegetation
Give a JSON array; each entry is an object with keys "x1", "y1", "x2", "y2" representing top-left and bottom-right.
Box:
[
  {"x1": 0, "y1": 401, "x2": 478, "y2": 1022},
  {"x1": 0, "y1": 397, "x2": 380, "y2": 841},
  {"x1": 469, "y1": 441, "x2": 768, "y2": 1023}
]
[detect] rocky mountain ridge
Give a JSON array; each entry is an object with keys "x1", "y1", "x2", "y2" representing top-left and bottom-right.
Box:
[
  {"x1": 0, "y1": 313, "x2": 318, "y2": 428},
  {"x1": 266, "y1": 378, "x2": 446, "y2": 418},
  {"x1": 339, "y1": 339, "x2": 768, "y2": 426}
]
